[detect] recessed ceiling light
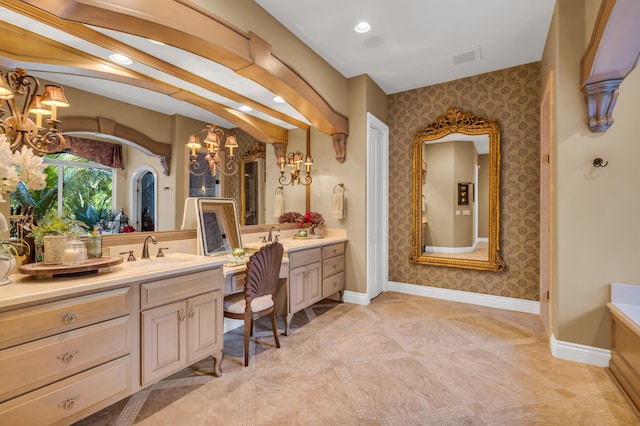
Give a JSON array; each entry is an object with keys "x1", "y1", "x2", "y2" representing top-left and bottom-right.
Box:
[
  {"x1": 354, "y1": 21, "x2": 371, "y2": 34},
  {"x1": 148, "y1": 39, "x2": 165, "y2": 45},
  {"x1": 108, "y1": 53, "x2": 132, "y2": 65},
  {"x1": 238, "y1": 105, "x2": 252, "y2": 112},
  {"x1": 273, "y1": 96, "x2": 285, "y2": 103}
]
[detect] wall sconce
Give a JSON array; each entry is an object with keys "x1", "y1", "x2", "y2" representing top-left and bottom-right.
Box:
[
  {"x1": 0, "y1": 68, "x2": 71, "y2": 155},
  {"x1": 187, "y1": 124, "x2": 239, "y2": 176},
  {"x1": 278, "y1": 151, "x2": 313, "y2": 186}
]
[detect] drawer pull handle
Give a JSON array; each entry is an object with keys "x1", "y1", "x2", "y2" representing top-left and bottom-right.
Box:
[
  {"x1": 333, "y1": 264, "x2": 337, "y2": 269},
  {"x1": 58, "y1": 313, "x2": 78, "y2": 324},
  {"x1": 179, "y1": 309, "x2": 186, "y2": 321},
  {"x1": 58, "y1": 396, "x2": 79, "y2": 410},
  {"x1": 188, "y1": 307, "x2": 196, "y2": 318},
  {"x1": 333, "y1": 249, "x2": 337, "y2": 253},
  {"x1": 57, "y1": 350, "x2": 79, "y2": 363}
]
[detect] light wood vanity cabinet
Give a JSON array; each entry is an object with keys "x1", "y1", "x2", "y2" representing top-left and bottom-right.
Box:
[
  {"x1": 141, "y1": 270, "x2": 223, "y2": 385},
  {"x1": 280, "y1": 241, "x2": 347, "y2": 335},
  {"x1": 0, "y1": 287, "x2": 133, "y2": 424},
  {"x1": 289, "y1": 247, "x2": 323, "y2": 314},
  {"x1": 0, "y1": 262, "x2": 224, "y2": 425},
  {"x1": 322, "y1": 242, "x2": 346, "y2": 299}
]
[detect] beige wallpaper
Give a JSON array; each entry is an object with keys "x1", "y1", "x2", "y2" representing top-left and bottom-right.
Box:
[{"x1": 387, "y1": 62, "x2": 541, "y2": 300}]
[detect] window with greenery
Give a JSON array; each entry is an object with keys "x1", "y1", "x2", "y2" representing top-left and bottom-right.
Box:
[{"x1": 11, "y1": 152, "x2": 114, "y2": 228}]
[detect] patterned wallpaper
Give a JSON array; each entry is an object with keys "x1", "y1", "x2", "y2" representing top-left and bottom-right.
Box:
[{"x1": 387, "y1": 62, "x2": 541, "y2": 300}]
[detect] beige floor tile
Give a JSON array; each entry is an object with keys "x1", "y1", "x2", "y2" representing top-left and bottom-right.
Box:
[{"x1": 75, "y1": 292, "x2": 640, "y2": 425}]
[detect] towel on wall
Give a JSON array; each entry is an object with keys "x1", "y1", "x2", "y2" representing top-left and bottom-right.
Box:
[
  {"x1": 273, "y1": 193, "x2": 285, "y2": 218},
  {"x1": 333, "y1": 191, "x2": 345, "y2": 219}
]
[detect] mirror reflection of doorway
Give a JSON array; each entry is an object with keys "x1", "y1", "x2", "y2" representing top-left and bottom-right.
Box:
[
  {"x1": 132, "y1": 166, "x2": 157, "y2": 232},
  {"x1": 243, "y1": 158, "x2": 265, "y2": 225},
  {"x1": 140, "y1": 171, "x2": 155, "y2": 231}
]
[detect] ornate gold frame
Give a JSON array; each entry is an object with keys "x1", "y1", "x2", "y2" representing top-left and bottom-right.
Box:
[
  {"x1": 410, "y1": 108, "x2": 505, "y2": 272},
  {"x1": 240, "y1": 142, "x2": 267, "y2": 225}
]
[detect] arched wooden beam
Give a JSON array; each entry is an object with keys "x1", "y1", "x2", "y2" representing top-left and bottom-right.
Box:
[
  {"x1": 19, "y1": 0, "x2": 349, "y2": 138},
  {"x1": 63, "y1": 116, "x2": 173, "y2": 176},
  {"x1": 0, "y1": 19, "x2": 289, "y2": 144}
]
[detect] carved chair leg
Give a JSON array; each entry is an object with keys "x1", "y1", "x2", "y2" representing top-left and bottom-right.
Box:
[
  {"x1": 270, "y1": 311, "x2": 281, "y2": 348},
  {"x1": 244, "y1": 318, "x2": 251, "y2": 367}
]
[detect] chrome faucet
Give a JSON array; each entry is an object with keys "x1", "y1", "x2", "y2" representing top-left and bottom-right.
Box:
[
  {"x1": 142, "y1": 235, "x2": 157, "y2": 259},
  {"x1": 268, "y1": 225, "x2": 280, "y2": 242}
]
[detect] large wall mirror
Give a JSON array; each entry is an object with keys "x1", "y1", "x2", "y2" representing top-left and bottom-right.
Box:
[{"x1": 410, "y1": 108, "x2": 505, "y2": 272}]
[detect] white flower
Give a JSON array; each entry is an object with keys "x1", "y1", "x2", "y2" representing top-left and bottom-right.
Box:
[{"x1": 0, "y1": 134, "x2": 47, "y2": 199}]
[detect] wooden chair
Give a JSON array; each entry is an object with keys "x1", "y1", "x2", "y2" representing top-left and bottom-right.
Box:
[{"x1": 223, "y1": 242, "x2": 284, "y2": 366}]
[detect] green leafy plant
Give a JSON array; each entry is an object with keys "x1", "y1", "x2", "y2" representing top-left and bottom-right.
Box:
[{"x1": 27, "y1": 212, "x2": 88, "y2": 245}]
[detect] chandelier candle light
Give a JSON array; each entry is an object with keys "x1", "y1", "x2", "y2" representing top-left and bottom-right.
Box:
[
  {"x1": 278, "y1": 151, "x2": 313, "y2": 186},
  {"x1": 187, "y1": 124, "x2": 239, "y2": 176},
  {"x1": 0, "y1": 68, "x2": 71, "y2": 155}
]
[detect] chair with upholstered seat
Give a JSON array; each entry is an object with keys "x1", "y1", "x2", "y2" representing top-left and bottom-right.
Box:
[{"x1": 223, "y1": 241, "x2": 284, "y2": 366}]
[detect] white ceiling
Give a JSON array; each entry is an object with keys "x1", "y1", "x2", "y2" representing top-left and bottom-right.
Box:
[
  {"x1": 0, "y1": 1, "x2": 556, "y2": 130},
  {"x1": 257, "y1": 0, "x2": 556, "y2": 94}
]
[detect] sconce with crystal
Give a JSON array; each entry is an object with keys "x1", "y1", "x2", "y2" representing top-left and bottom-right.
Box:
[
  {"x1": 0, "y1": 68, "x2": 70, "y2": 155},
  {"x1": 187, "y1": 124, "x2": 239, "y2": 177},
  {"x1": 278, "y1": 151, "x2": 313, "y2": 186}
]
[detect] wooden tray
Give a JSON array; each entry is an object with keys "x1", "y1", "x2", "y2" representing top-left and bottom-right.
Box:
[{"x1": 19, "y1": 256, "x2": 124, "y2": 277}]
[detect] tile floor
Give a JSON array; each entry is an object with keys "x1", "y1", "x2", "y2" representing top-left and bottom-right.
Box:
[{"x1": 75, "y1": 292, "x2": 639, "y2": 425}]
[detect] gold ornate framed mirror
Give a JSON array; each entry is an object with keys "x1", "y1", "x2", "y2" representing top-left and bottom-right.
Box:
[
  {"x1": 240, "y1": 142, "x2": 267, "y2": 225},
  {"x1": 410, "y1": 108, "x2": 505, "y2": 272}
]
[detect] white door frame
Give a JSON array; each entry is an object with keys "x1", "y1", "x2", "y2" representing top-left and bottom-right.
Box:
[{"x1": 366, "y1": 113, "x2": 389, "y2": 301}]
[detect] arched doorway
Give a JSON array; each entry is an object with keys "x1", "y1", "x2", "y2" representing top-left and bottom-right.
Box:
[{"x1": 131, "y1": 166, "x2": 157, "y2": 232}]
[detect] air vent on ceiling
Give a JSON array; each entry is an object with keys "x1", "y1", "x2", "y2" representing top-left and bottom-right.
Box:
[{"x1": 452, "y1": 46, "x2": 482, "y2": 65}]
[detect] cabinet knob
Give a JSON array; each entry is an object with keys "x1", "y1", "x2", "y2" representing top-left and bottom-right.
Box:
[
  {"x1": 57, "y1": 350, "x2": 79, "y2": 363},
  {"x1": 58, "y1": 396, "x2": 79, "y2": 410},
  {"x1": 57, "y1": 312, "x2": 78, "y2": 324}
]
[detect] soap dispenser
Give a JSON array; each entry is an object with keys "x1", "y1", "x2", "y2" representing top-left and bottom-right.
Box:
[{"x1": 87, "y1": 226, "x2": 102, "y2": 259}]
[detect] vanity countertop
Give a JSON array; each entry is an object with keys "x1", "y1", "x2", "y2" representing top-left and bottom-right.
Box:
[
  {"x1": 243, "y1": 235, "x2": 348, "y2": 253},
  {"x1": 0, "y1": 253, "x2": 225, "y2": 310}
]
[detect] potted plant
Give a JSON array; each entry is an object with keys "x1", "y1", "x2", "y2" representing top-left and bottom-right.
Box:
[{"x1": 27, "y1": 212, "x2": 88, "y2": 264}]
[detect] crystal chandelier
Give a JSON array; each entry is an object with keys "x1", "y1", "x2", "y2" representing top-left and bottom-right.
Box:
[
  {"x1": 0, "y1": 68, "x2": 70, "y2": 155},
  {"x1": 187, "y1": 124, "x2": 239, "y2": 177},
  {"x1": 278, "y1": 151, "x2": 313, "y2": 186}
]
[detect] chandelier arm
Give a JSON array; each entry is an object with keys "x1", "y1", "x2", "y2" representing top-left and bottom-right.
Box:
[
  {"x1": 217, "y1": 161, "x2": 238, "y2": 177},
  {"x1": 188, "y1": 161, "x2": 210, "y2": 176}
]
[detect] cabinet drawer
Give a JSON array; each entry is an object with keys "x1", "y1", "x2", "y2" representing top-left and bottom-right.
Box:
[
  {"x1": 323, "y1": 271, "x2": 345, "y2": 297},
  {"x1": 0, "y1": 356, "x2": 131, "y2": 426},
  {"x1": 0, "y1": 287, "x2": 131, "y2": 350},
  {"x1": 141, "y1": 269, "x2": 222, "y2": 309},
  {"x1": 323, "y1": 255, "x2": 345, "y2": 279},
  {"x1": 289, "y1": 247, "x2": 321, "y2": 269},
  {"x1": 322, "y1": 242, "x2": 345, "y2": 259},
  {"x1": 0, "y1": 315, "x2": 131, "y2": 403},
  {"x1": 226, "y1": 272, "x2": 246, "y2": 295}
]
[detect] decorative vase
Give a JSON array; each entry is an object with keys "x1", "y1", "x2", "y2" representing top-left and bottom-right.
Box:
[
  {"x1": 0, "y1": 244, "x2": 16, "y2": 286},
  {"x1": 43, "y1": 235, "x2": 68, "y2": 265}
]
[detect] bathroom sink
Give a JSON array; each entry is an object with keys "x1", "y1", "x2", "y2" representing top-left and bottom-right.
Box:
[
  {"x1": 122, "y1": 254, "x2": 194, "y2": 270},
  {"x1": 244, "y1": 239, "x2": 303, "y2": 251}
]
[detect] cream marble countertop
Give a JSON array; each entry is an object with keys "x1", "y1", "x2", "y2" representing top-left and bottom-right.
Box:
[
  {"x1": 0, "y1": 253, "x2": 225, "y2": 310},
  {"x1": 243, "y1": 235, "x2": 348, "y2": 253}
]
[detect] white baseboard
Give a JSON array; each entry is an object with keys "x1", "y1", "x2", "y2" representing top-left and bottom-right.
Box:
[
  {"x1": 549, "y1": 334, "x2": 611, "y2": 367},
  {"x1": 343, "y1": 290, "x2": 370, "y2": 305},
  {"x1": 387, "y1": 281, "x2": 540, "y2": 314}
]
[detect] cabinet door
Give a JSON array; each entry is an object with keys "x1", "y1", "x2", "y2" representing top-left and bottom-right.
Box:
[
  {"x1": 141, "y1": 301, "x2": 187, "y2": 386},
  {"x1": 289, "y1": 266, "x2": 308, "y2": 314},
  {"x1": 187, "y1": 290, "x2": 223, "y2": 363},
  {"x1": 306, "y1": 262, "x2": 322, "y2": 306}
]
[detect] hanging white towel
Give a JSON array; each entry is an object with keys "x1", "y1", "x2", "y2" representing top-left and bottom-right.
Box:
[
  {"x1": 273, "y1": 193, "x2": 285, "y2": 218},
  {"x1": 333, "y1": 191, "x2": 345, "y2": 219}
]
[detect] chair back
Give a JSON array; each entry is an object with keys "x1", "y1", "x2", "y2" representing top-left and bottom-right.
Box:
[{"x1": 244, "y1": 242, "x2": 284, "y2": 307}]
